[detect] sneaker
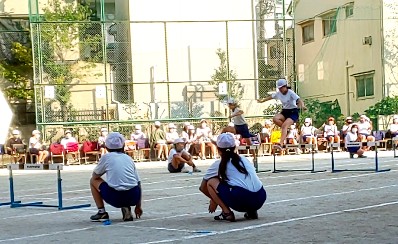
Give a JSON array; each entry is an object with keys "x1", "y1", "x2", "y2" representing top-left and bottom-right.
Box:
[
  {"x1": 90, "y1": 211, "x2": 109, "y2": 222},
  {"x1": 244, "y1": 211, "x2": 258, "y2": 220},
  {"x1": 193, "y1": 167, "x2": 201, "y2": 173},
  {"x1": 349, "y1": 153, "x2": 354, "y2": 159},
  {"x1": 358, "y1": 155, "x2": 367, "y2": 158},
  {"x1": 181, "y1": 167, "x2": 190, "y2": 173},
  {"x1": 121, "y1": 207, "x2": 134, "y2": 221}
]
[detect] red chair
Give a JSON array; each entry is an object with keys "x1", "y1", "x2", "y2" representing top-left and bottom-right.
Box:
[
  {"x1": 50, "y1": 143, "x2": 65, "y2": 164},
  {"x1": 81, "y1": 141, "x2": 100, "y2": 164}
]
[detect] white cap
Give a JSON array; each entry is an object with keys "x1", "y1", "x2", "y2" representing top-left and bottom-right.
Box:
[
  {"x1": 154, "y1": 121, "x2": 161, "y2": 126},
  {"x1": 265, "y1": 120, "x2": 272, "y2": 125},
  {"x1": 173, "y1": 138, "x2": 185, "y2": 144},
  {"x1": 105, "y1": 132, "x2": 125, "y2": 149},
  {"x1": 188, "y1": 125, "x2": 195, "y2": 130},
  {"x1": 12, "y1": 130, "x2": 20, "y2": 135},
  {"x1": 228, "y1": 122, "x2": 235, "y2": 127},
  {"x1": 65, "y1": 130, "x2": 71, "y2": 134},
  {"x1": 200, "y1": 119, "x2": 207, "y2": 123},
  {"x1": 346, "y1": 116, "x2": 353, "y2": 120},
  {"x1": 183, "y1": 122, "x2": 190, "y2": 126},
  {"x1": 305, "y1": 118, "x2": 311, "y2": 123},
  {"x1": 276, "y1": 79, "x2": 288, "y2": 89},
  {"x1": 101, "y1": 128, "x2": 108, "y2": 132},
  {"x1": 135, "y1": 124, "x2": 142, "y2": 130},
  {"x1": 216, "y1": 132, "x2": 236, "y2": 148},
  {"x1": 168, "y1": 123, "x2": 176, "y2": 129},
  {"x1": 32, "y1": 130, "x2": 40, "y2": 135},
  {"x1": 226, "y1": 98, "x2": 235, "y2": 104},
  {"x1": 360, "y1": 114, "x2": 367, "y2": 119}
]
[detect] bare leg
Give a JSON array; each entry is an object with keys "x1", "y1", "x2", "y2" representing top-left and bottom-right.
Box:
[
  {"x1": 207, "y1": 178, "x2": 231, "y2": 214},
  {"x1": 200, "y1": 142, "x2": 206, "y2": 159},
  {"x1": 90, "y1": 177, "x2": 105, "y2": 209},
  {"x1": 156, "y1": 144, "x2": 163, "y2": 159},
  {"x1": 273, "y1": 113, "x2": 285, "y2": 127},
  {"x1": 280, "y1": 118, "x2": 294, "y2": 145},
  {"x1": 163, "y1": 145, "x2": 169, "y2": 159}
]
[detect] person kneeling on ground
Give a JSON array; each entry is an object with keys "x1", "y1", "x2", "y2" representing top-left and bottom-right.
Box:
[
  {"x1": 345, "y1": 124, "x2": 367, "y2": 159},
  {"x1": 199, "y1": 133, "x2": 267, "y2": 222},
  {"x1": 90, "y1": 132, "x2": 143, "y2": 222},
  {"x1": 168, "y1": 138, "x2": 201, "y2": 173}
]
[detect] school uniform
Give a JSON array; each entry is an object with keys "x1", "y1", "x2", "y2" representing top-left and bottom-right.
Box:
[{"x1": 272, "y1": 90, "x2": 300, "y2": 122}]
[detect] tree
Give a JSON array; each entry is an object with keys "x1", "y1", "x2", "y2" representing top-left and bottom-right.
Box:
[
  {"x1": 298, "y1": 98, "x2": 344, "y2": 128},
  {"x1": 0, "y1": 42, "x2": 34, "y2": 100},
  {"x1": 365, "y1": 96, "x2": 398, "y2": 130},
  {"x1": 209, "y1": 48, "x2": 243, "y2": 103}
]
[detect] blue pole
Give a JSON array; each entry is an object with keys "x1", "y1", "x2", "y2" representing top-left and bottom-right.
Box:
[
  {"x1": 9, "y1": 168, "x2": 15, "y2": 204},
  {"x1": 57, "y1": 168, "x2": 63, "y2": 210},
  {"x1": 311, "y1": 145, "x2": 315, "y2": 172},
  {"x1": 375, "y1": 146, "x2": 379, "y2": 172},
  {"x1": 331, "y1": 149, "x2": 335, "y2": 172}
]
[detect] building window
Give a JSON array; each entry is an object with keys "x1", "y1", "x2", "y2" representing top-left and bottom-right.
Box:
[
  {"x1": 356, "y1": 74, "x2": 374, "y2": 98},
  {"x1": 302, "y1": 22, "x2": 314, "y2": 44},
  {"x1": 323, "y1": 12, "x2": 337, "y2": 36},
  {"x1": 345, "y1": 3, "x2": 354, "y2": 18}
]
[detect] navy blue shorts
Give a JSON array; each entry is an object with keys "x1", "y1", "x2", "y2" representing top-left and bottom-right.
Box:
[
  {"x1": 303, "y1": 135, "x2": 313, "y2": 141},
  {"x1": 280, "y1": 108, "x2": 299, "y2": 122},
  {"x1": 217, "y1": 182, "x2": 267, "y2": 212},
  {"x1": 168, "y1": 162, "x2": 184, "y2": 173},
  {"x1": 347, "y1": 146, "x2": 360, "y2": 153},
  {"x1": 99, "y1": 182, "x2": 141, "y2": 208},
  {"x1": 234, "y1": 124, "x2": 253, "y2": 139},
  {"x1": 359, "y1": 133, "x2": 370, "y2": 138}
]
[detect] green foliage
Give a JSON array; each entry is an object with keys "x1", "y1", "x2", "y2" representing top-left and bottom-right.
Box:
[
  {"x1": 209, "y1": 48, "x2": 243, "y2": 103},
  {"x1": 298, "y1": 99, "x2": 343, "y2": 128},
  {"x1": 0, "y1": 42, "x2": 34, "y2": 100},
  {"x1": 365, "y1": 96, "x2": 398, "y2": 129}
]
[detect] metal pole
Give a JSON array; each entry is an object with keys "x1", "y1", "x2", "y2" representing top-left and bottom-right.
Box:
[
  {"x1": 225, "y1": 21, "x2": 230, "y2": 100},
  {"x1": 282, "y1": 0, "x2": 287, "y2": 77},
  {"x1": 57, "y1": 168, "x2": 63, "y2": 210},
  {"x1": 9, "y1": 168, "x2": 15, "y2": 204},
  {"x1": 164, "y1": 22, "x2": 171, "y2": 118},
  {"x1": 100, "y1": 0, "x2": 110, "y2": 121},
  {"x1": 331, "y1": 149, "x2": 335, "y2": 172},
  {"x1": 311, "y1": 144, "x2": 315, "y2": 172},
  {"x1": 273, "y1": 152, "x2": 276, "y2": 172},
  {"x1": 375, "y1": 145, "x2": 379, "y2": 172}
]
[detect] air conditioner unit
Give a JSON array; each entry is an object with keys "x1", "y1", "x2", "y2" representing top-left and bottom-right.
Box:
[{"x1": 362, "y1": 36, "x2": 372, "y2": 45}]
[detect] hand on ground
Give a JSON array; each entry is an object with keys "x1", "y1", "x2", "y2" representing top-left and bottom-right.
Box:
[
  {"x1": 135, "y1": 206, "x2": 143, "y2": 219},
  {"x1": 208, "y1": 200, "x2": 218, "y2": 213}
]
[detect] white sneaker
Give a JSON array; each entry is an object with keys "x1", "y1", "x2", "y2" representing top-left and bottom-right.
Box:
[{"x1": 181, "y1": 167, "x2": 190, "y2": 173}]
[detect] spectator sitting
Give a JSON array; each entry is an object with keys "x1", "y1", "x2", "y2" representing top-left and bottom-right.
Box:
[
  {"x1": 29, "y1": 130, "x2": 49, "y2": 164},
  {"x1": 260, "y1": 120, "x2": 273, "y2": 143},
  {"x1": 131, "y1": 125, "x2": 146, "y2": 141},
  {"x1": 324, "y1": 117, "x2": 340, "y2": 151},
  {"x1": 166, "y1": 123, "x2": 180, "y2": 149},
  {"x1": 181, "y1": 122, "x2": 191, "y2": 140},
  {"x1": 183, "y1": 125, "x2": 200, "y2": 156},
  {"x1": 357, "y1": 115, "x2": 375, "y2": 150},
  {"x1": 221, "y1": 122, "x2": 237, "y2": 134},
  {"x1": 345, "y1": 124, "x2": 366, "y2": 158},
  {"x1": 300, "y1": 118, "x2": 318, "y2": 152},
  {"x1": 60, "y1": 130, "x2": 78, "y2": 163},
  {"x1": 150, "y1": 121, "x2": 168, "y2": 161},
  {"x1": 6, "y1": 130, "x2": 24, "y2": 155},
  {"x1": 98, "y1": 128, "x2": 108, "y2": 156},
  {"x1": 286, "y1": 124, "x2": 301, "y2": 154},
  {"x1": 196, "y1": 119, "x2": 217, "y2": 160},
  {"x1": 341, "y1": 116, "x2": 354, "y2": 139},
  {"x1": 167, "y1": 138, "x2": 201, "y2": 173},
  {"x1": 390, "y1": 115, "x2": 398, "y2": 147}
]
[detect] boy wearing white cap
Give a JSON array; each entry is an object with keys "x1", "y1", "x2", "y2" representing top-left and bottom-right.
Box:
[
  {"x1": 257, "y1": 79, "x2": 306, "y2": 147},
  {"x1": 5, "y1": 130, "x2": 23, "y2": 154},
  {"x1": 167, "y1": 138, "x2": 201, "y2": 173},
  {"x1": 199, "y1": 133, "x2": 266, "y2": 222},
  {"x1": 90, "y1": 132, "x2": 142, "y2": 222}
]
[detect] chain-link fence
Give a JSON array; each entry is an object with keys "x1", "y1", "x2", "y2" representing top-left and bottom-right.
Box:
[{"x1": 30, "y1": 18, "x2": 293, "y2": 140}]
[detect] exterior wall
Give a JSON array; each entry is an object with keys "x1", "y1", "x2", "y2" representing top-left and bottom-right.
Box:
[
  {"x1": 383, "y1": 0, "x2": 398, "y2": 97},
  {"x1": 294, "y1": 0, "x2": 383, "y2": 116}
]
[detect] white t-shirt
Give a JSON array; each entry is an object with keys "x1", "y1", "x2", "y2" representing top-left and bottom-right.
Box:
[
  {"x1": 196, "y1": 127, "x2": 212, "y2": 141},
  {"x1": 98, "y1": 136, "x2": 106, "y2": 146},
  {"x1": 345, "y1": 132, "x2": 359, "y2": 148},
  {"x1": 358, "y1": 122, "x2": 371, "y2": 134},
  {"x1": 60, "y1": 137, "x2": 77, "y2": 149},
  {"x1": 271, "y1": 90, "x2": 300, "y2": 109},
  {"x1": 301, "y1": 125, "x2": 315, "y2": 136},
  {"x1": 389, "y1": 123, "x2": 398, "y2": 134},
  {"x1": 324, "y1": 124, "x2": 338, "y2": 136},
  {"x1": 203, "y1": 156, "x2": 263, "y2": 192},
  {"x1": 93, "y1": 152, "x2": 140, "y2": 191},
  {"x1": 261, "y1": 127, "x2": 271, "y2": 134},
  {"x1": 342, "y1": 124, "x2": 352, "y2": 133},
  {"x1": 29, "y1": 137, "x2": 42, "y2": 149},
  {"x1": 167, "y1": 148, "x2": 188, "y2": 164},
  {"x1": 166, "y1": 132, "x2": 179, "y2": 143},
  {"x1": 287, "y1": 128, "x2": 298, "y2": 139},
  {"x1": 131, "y1": 131, "x2": 146, "y2": 141},
  {"x1": 231, "y1": 108, "x2": 246, "y2": 125}
]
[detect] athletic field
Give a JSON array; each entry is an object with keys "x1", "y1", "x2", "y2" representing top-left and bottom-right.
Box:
[{"x1": 0, "y1": 151, "x2": 397, "y2": 243}]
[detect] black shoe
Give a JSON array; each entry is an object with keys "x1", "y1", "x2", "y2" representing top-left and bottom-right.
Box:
[
  {"x1": 349, "y1": 153, "x2": 354, "y2": 159},
  {"x1": 90, "y1": 211, "x2": 109, "y2": 222},
  {"x1": 121, "y1": 207, "x2": 134, "y2": 221},
  {"x1": 244, "y1": 211, "x2": 258, "y2": 220},
  {"x1": 358, "y1": 155, "x2": 367, "y2": 158}
]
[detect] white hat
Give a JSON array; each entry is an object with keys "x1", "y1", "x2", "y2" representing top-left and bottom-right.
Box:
[
  {"x1": 154, "y1": 121, "x2": 161, "y2": 126},
  {"x1": 183, "y1": 122, "x2": 190, "y2": 126},
  {"x1": 101, "y1": 128, "x2": 108, "y2": 132},
  {"x1": 304, "y1": 118, "x2": 311, "y2": 123},
  {"x1": 135, "y1": 124, "x2": 142, "y2": 130},
  {"x1": 65, "y1": 130, "x2": 71, "y2": 134},
  {"x1": 346, "y1": 116, "x2": 353, "y2": 120},
  {"x1": 228, "y1": 122, "x2": 235, "y2": 127},
  {"x1": 32, "y1": 130, "x2": 40, "y2": 135},
  {"x1": 276, "y1": 79, "x2": 288, "y2": 89},
  {"x1": 265, "y1": 120, "x2": 272, "y2": 125},
  {"x1": 12, "y1": 130, "x2": 20, "y2": 135},
  {"x1": 188, "y1": 125, "x2": 195, "y2": 130},
  {"x1": 226, "y1": 98, "x2": 235, "y2": 104},
  {"x1": 360, "y1": 114, "x2": 367, "y2": 119},
  {"x1": 393, "y1": 115, "x2": 398, "y2": 120},
  {"x1": 173, "y1": 138, "x2": 185, "y2": 144},
  {"x1": 200, "y1": 119, "x2": 207, "y2": 123},
  {"x1": 168, "y1": 123, "x2": 176, "y2": 129},
  {"x1": 216, "y1": 132, "x2": 236, "y2": 148},
  {"x1": 105, "y1": 132, "x2": 125, "y2": 149}
]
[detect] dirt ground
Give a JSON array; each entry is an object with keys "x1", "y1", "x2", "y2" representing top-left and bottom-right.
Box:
[{"x1": 0, "y1": 150, "x2": 397, "y2": 244}]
